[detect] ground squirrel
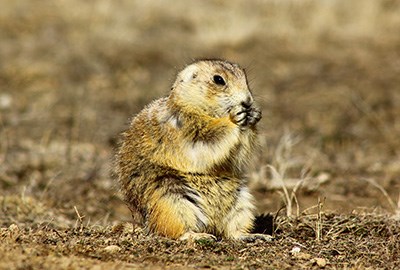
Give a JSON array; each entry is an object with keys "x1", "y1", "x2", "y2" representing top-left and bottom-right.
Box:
[{"x1": 116, "y1": 59, "x2": 268, "y2": 241}]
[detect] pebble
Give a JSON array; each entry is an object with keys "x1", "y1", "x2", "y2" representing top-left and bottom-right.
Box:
[{"x1": 103, "y1": 245, "x2": 121, "y2": 253}]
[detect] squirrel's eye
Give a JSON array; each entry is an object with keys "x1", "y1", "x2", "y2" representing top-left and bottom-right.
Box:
[{"x1": 213, "y1": 75, "x2": 226, "y2": 86}]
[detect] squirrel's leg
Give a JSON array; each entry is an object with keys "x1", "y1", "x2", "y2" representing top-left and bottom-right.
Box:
[
  {"x1": 222, "y1": 186, "x2": 255, "y2": 238},
  {"x1": 147, "y1": 189, "x2": 211, "y2": 239},
  {"x1": 223, "y1": 186, "x2": 273, "y2": 242}
]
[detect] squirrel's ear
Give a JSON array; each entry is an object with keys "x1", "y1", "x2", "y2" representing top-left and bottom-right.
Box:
[{"x1": 180, "y1": 64, "x2": 198, "y2": 83}]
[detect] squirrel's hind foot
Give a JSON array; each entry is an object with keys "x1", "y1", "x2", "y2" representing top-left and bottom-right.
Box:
[
  {"x1": 236, "y1": 233, "x2": 273, "y2": 242},
  {"x1": 179, "y1": 232, "x2": 217, "y2": 242}
]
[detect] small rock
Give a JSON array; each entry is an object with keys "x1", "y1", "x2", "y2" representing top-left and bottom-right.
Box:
[
  {"x1": 0, "y1": 94, "x2": 12, "y2": 109},
  {"x1": 103, "y1": 245, "x2": 121, "y2": 253},
  {"x1": 8, "y1": 224, "x2": 20, "y2": 241},
  {"x1": 290, "y1": 246, "x2": 301, "y2": 254},
  {"x1": 312, "y1": 257, "x2": 327, "y2": 267},
  {"x1": 8, "y1": 224, "x2": 20, "y2": 234}
]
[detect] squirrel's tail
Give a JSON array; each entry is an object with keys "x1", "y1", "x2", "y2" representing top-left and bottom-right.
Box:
[{"x1": 251, "y1": 213, "x2": 274, "y2": 235}]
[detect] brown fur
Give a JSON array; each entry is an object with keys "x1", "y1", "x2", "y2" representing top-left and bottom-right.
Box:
[{"x1": 116, "y1": 60, "x2": 262, "y2": 239}]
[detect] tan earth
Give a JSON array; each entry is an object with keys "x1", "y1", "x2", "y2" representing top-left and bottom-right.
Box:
[{"x1": 1, "y1": 0, "x2": 399, "y2": 269}]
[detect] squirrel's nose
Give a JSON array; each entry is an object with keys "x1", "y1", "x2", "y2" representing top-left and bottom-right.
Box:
[{"x1": 241, "y1": 97, "x2": 253, "y2": 109}]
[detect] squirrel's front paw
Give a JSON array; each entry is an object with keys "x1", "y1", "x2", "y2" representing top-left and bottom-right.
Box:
[
  {"x1": 230, "y1": 105, "x2": 262, "y2": 129},
  {"x1": 247, "y1": 106, "x2": 262, "y2": 126}
]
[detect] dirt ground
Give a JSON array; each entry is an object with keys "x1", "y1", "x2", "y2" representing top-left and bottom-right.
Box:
[{"x1": 1, "y1": 0, "x2": 400, "y2": 269}]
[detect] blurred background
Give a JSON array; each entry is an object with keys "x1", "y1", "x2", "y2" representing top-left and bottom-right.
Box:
[{"x1": 1, "y1": 0, "x2": 399, "y2": 226}]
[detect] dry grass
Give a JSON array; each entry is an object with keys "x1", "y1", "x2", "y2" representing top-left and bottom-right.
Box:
[{"x1": 1, "y1": 0, "x2": 400, "y2": 268}]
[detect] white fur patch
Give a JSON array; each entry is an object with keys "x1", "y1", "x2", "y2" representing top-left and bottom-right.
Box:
[
  {"x1": 180, "y1": 64, "x2": 198, "y2": 83},
  {"x1": 168, "y1": 115, "x2": 180, "y2": 129},
  {"x1": 237, "y1": 186, "x2": 256, "y2": 212},
  {"x1": 184, "y1": 127, "x2": 240, "y2": 172}
]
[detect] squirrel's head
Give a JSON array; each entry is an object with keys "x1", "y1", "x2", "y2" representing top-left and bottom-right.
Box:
[{"x1": 170, "y1": 60, "x2": 254, "y2": 118}]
